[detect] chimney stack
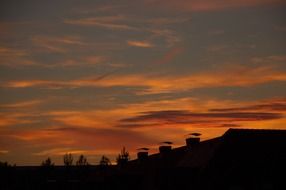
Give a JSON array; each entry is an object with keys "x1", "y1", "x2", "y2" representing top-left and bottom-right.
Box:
[
  {"x1": 137, "y1": 148, "x2": 149, "y2": 162},
  {"x1": 159, "y1": 145, "x2": 172, "y2": 154},
  {"x1": 186, "y1": 133, "x2": 201, "y2": 149},
  {"x1": 137, "y1": 151, "x2": 148, "y2": 161},
  {"x1": 159, "y1": 141, "x2": 173, "y2": 155},
  {"x1": 186, "y1": 137, "x2": 200, "y2": 148}
]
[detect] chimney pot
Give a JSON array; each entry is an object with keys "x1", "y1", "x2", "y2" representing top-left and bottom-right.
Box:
[
  {"x1": 137, "y1": 151, "x2": 148, "y2": 161},
  {"x1": 186, "y1": 137, "x2": 200, "y2": 148},
  {"x1": 159, "y1": 145, "x2": 172, "y2": 155}
]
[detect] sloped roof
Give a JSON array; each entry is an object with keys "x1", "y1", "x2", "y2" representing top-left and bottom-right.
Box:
[
  {"x1": 177, "y1": 137, "x2": 221, "y2": 168},
  {"x1": 125, "y1": 128, "x2": 286, "y2": 172},
  {"x1": 211, "y1": 128, "x2": 286, "y2": 163}
]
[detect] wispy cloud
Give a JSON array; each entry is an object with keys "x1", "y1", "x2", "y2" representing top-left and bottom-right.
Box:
[
  {"x1": 64, "y1": 16, "x2": 138, "y2": 31},
  {"x1": 118, "y1": 99, "x2": 286, "y2": 129},
  {"x1": 0, "y1": 100, "x2": 43, "y2": 109},
  {"x1": 64, "y1": 15, "x2": 188, "y2": 29},
  {"x1": 64, "y1": 15, "x2": 182, "y2": 48},
  {"x1": 127, "y1": 40, "x2": 154, "y2": 48},
  {"x1": 0, "y1": 57, "x2": 38, "y2": 67},
  {"x1": 0, "y1": 113, "x2": 37, "y2": 127},
  {"x1": 120, "y1": 110, "x2": 282, "y2": 126},
  {"x1": 0, "y1": 46, "x2": 38, "y2": 68},
  {"x1": 209, "y1": 99, "x2": 286, "y2": 112},
  {"x1": 32, "y1": 35, "x2": 88, "y2": 53},
  {"x1": 7, "y1": 126, "x2": 156, "y2": 156},
  {"x1": 0, "y1": 150, "x2": 9, "y2": 154},
  {"x1": 75, "y1": 65, "x2": 286, "y2": 94},
  {"x1": 33, "y1": 148, "x2": 89, "y2": 156},
  {"x1": 0, "y1": 47, "x2": 28, "y2": 57},
  {"x1": 2, "y1": 65, "x2": 286, "y2": 94},
  {"x1": 51, "y1": 56, "x2": 106, "y2": 68}
]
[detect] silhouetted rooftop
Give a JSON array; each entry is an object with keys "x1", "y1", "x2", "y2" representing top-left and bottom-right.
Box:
[{"x1": 125, "y1": 128, "x2": 286, "y2": 171}]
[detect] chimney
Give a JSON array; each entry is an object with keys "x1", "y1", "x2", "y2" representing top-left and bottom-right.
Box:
[
  {"x1": 137, "y1": 151, "x2": 148, "y2": 161},
  {"x1": 159, "y1": 145, "x2": 172, "y2": 154},
  {"x1": 186, "y1": 137, "x2": 200, "y2": 149}
]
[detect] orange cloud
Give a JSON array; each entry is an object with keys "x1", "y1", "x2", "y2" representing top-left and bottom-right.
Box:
[
  {"x1": 33, "y1": 148, "x2": 89, "y2": 156},
  {"x1": 84, "y1": 56, "x2": 105, "y2": 65},
  {"x1": 1, "y1": 96, "x2": 285, "y2": 164},
  {"x1": 54, "y1": 56, "x2": 106, "y2": 67},
  {"x1": 115, "y1": 98, "x2": 286, "y2": 145},
  {"x1": 119, "y1": 110, "x2": 282, "y2": 127},
  {"x1": 0, "y1": 46, "x2": 40, "y2": 67},
  {"x1": 51, "y1": 113, "x2": 111, "y2": 129},
  {"x1": 64, "y1": 15, "x2": 188, "y2": 31},
  {"x1": 2, "y1": 65, "x2": 286, "y2": 94},
  {"x1": 127, "y1": 40, "x2": 154, "y2": 48},
  {"x1": 2, "y1": 80, "x2": 59, "y2": 88},
  {"x1": 0, "y1": 100, "x2": 43, "y2": 108},
  {"x1": 78, "y1": 65, "x2": 286, "y2": 94},
  {"x1": 0, "y1": 47, "x2": 27, "y2": 57},
  {"x1": 0, "y1": 113, "x2": 37, "y2": 127},
  {"x1": 4, "y1": 126, "x2": 156, "y2": 159},
  {"x1": 32, "y1": 35, "x2": 88, "y2": 53},
  {"x1": 64, "y1": 16, "x2": 138, "y2": 31},
  {"x1": 0, "y1": 150, "x2": 9, "y2": 154}
]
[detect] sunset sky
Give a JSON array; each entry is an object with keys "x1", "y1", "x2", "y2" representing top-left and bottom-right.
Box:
[{"x1": 1, "y1": 0, "x2": 286, "y2": 165}]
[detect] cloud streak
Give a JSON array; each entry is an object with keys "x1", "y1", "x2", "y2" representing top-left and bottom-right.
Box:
[
  {"x1": 4, "y1": 126, "x2": 156, "y2": 156},
  {"x1": 32, "y1": 35, "x2": 88, "y2": 53},
  {"x1": 120, "y1": 110, "x2": 282, "y2": 126},
  {"x1": 0, "y1": 100, "x2": 43, "y2": 109},
  {"x1": 117, "y1": 98, "x2": 286, "y2": 129},
  {"x1": 210, "y1": 99, "x2": 286, "y2": 112},
  {"x1": 127, "y1": 40, "x2": 154, "y2": 48},
  {"x1": 2, "y1": 65, "x2": 285, "y2": 94},
  {"x1": 64, "y1": 16, "x2": 139, "y2": 31}
]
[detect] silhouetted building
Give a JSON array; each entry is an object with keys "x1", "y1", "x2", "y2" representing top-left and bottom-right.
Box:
[{"x1": 1, "y1": 128, "x2": 286, "y2": 190}]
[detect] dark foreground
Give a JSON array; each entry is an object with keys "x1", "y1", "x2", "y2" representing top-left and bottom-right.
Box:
[{"x1": 1, "y1": 128, "x2": 286, "y2": 190}]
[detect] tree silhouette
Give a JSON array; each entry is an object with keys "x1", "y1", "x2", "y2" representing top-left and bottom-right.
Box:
[
  {"x1": 63, "y1": 153, "x2": 73, "y2": 166},
  {"x1": 99, "y1": 155, "x2": 111, "y2": 166},
  {"x1": 41, "y1": 157, "x2": 54, "y2": 167},
  {"x1": 76, "y1": 154, "x2": 89, "y2": 166},
  {"x1": 116, "y1": 147, "x2": 130, "y2": 166},
  {"x1": 0, "y1": 161, "x2": 11, "y2": 167}
]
